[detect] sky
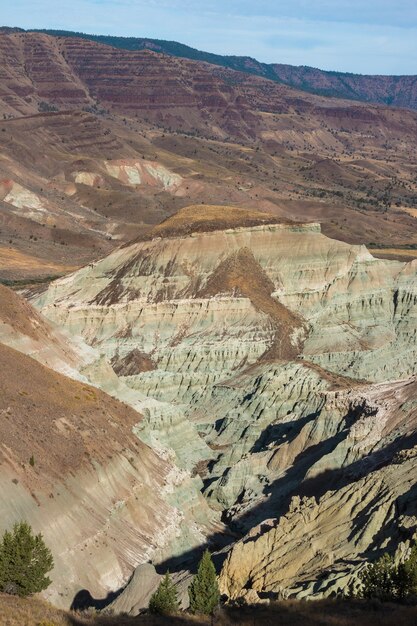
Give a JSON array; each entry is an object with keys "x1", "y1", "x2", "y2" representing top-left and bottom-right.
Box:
[{"x1": 2, "y1": 0, "x2": 417, "y2": 74}]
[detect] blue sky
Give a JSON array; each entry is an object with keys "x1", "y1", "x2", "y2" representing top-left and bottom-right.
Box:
[{"x1": 3, "y1": 0, "x2": 417, "y2": 74}]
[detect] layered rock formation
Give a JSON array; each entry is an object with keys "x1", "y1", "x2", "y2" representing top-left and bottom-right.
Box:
[
  {"x1": 1, "y1": 31, "x2": 417, "y2": 280},
  {"x1": 219, "y1": 376, "x2": 417, "y2": 599},
  {"x1": 0, "y1": 284, "x2": 220, "y2": 607},
  {"x1": 8, "y1": 29, "x2": 417, "y2": 112},
  {"x1": 29, "y1": 206, "x2": 417, "y2": 601}
]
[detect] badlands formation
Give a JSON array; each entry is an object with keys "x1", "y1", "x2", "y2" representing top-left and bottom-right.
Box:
[
  {"x1": 9, "y1": 204, "x2": 413, "y2": 607},
  {"x1": 0, "y1": 283, "x2": 219, "y2": 607},
  {"x1": 0, "y1": 28, "x2": 417, "y2": 615}
]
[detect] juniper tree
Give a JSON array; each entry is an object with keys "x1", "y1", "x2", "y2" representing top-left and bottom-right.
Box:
[
  {"x1": 149, "y1": 571, "x2": 179, "y2": 615},
  {"x1": 0, "y1": 522, "x2": 54, "y2": 597},
  {"x1": 188, "y1": 549, "x2": 220, "y2": 614}
]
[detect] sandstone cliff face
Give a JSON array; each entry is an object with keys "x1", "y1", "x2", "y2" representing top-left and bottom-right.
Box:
[{"x1": 30, "y1": 208, "x2": 417, "y2": 599}]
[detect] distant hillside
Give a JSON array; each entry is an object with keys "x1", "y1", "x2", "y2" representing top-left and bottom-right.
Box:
[{"x1": 24, "y1": 28, "x2": 417, "y2": 110}]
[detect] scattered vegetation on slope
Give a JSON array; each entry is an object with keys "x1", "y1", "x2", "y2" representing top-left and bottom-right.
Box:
[{"x1": 136, "y1": 204, "x2": 289, "y2": 241}]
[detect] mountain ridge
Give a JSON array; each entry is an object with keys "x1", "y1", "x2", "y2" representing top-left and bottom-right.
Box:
[
  {"x1": 6, "y1": 26, "x2": 416, "y2": 110},
  {"x1": 0, "y1": 30, "x2": 416, "y2": 282}
]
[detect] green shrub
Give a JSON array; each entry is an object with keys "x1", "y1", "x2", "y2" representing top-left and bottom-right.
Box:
[
  {"x1": 359, "y1": 553, "x2": 396, "y2": 601},
  {"x1": 149, "y1": 572, "x2": 179, "y2": 615},
  {"x1": 394, "y1": 544, "x2": 417, "y2": 601},
  {"x1": 0, "y1": 522, "x2": 54, "y2": 597},
  {"x1": 358, "y1": 544, "x2": 417, "y2": 602},
  {"x1": 188, "y1": 549, "x2": 220, "y2": 614}
]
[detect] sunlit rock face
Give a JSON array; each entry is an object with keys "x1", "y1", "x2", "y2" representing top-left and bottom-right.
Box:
[
  {"x1": 31, "y1": 208, "x2": 417, "y2": 601},
  {"x1": 219, "y1": 377, "x2": 417, "y2": 601}
]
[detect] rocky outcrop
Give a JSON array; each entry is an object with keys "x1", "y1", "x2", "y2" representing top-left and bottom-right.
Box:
[
  {"x1": 219, "y1": 392, "x2": 417, "y2": 599},
  {"x1": 29, "y1": 206, "x2": 417, "y2": 602}
]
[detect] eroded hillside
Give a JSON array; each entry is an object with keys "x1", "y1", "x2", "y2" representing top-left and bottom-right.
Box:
[
  {"x1": 23, "y1": 205, "x2": 417, "y2": 605},
  {"x1": 0, "y1": 283, "x2": 221, "y2": 608}
]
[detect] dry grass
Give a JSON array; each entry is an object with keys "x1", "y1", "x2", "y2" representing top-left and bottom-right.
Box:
[
  {"x1": 0, "y1": 342, "x2": 151, "y2": 489},
  {"x1": 370, "y1": 248, "x2": 417, "y2": 261},
  {"x1": 0, "y1": 247, "x2": 78, "y2": 275},
  {"x1": 2, "y1": 594, "x2": 417, "y2": 626},
  {"x1": 400, "y1": 208, "x2": 417, "y2": 219},
  {"x1": 139, "y1": 204, "x2": 292, "y2": 241},
  {"x1": 0, "y1": 283, "x2": 52, "y2": 340}
]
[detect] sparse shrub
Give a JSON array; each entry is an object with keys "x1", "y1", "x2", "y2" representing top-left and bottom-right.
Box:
[
  {"x1": 0, "y1": 522, "x2": 54, "y2": 596},
  {"x1": 359, "y1": 553, "x2": 396, "y2": 601},
  {"x1": 358, "y1": 544, "x2": 417, "y2": 602},
  {"x1": 149, "y1": 571, "x2": 179, "y2": 615},
  {"x1": 38, "y1": 101, "x2": 59, "y2": 113},
  {"x1": 188, "y1": 549, "x2": 220, "y2": 614}
]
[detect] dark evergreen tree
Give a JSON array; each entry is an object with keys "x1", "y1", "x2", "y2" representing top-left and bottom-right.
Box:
[
  {"x1": 149, "y1": 572, "x2": 179, "y2": 615},
  {"x1": 188, "y1": 549, "x2": 220, "y2": 614},
  {"x1": 394, "y1": 544, "x2": 417, "y2": 600},
  {"x1": 0, "y1": 522, "x2": 54, "y2": 597}
]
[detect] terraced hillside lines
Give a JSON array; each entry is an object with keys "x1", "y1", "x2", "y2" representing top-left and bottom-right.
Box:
[
  {"x1": 28, "y1": 29, "x2": 417, "y2": 112},
  {"x1": 1, "y1": 31, "x2": 417, "y2": 279}
]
